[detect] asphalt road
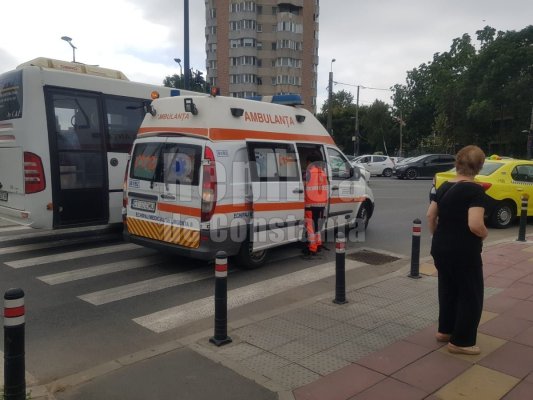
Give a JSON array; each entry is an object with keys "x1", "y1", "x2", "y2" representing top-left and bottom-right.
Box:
[{"x1": 0, "y1": 177, "x2": 526, "y2": 389}]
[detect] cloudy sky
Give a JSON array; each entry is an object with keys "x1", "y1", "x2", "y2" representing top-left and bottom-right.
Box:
[{"x1": 1, "y1": 0, "x2": 531, "y2": 110}]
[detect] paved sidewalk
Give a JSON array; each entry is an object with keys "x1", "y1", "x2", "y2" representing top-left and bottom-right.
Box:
[
  {"x1": 21, "y1": 234, "x2": 533, "y2": 399},
  {"x1": 195, "y1": 235, "x2": 533, "y2": 400}
]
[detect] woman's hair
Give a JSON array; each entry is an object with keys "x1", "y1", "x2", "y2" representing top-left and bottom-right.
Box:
[{"x1": 455, "y1": 145, "x2": 485, "y2": 177}]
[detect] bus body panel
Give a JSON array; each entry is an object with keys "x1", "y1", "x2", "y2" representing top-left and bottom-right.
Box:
[{"x1": 0, "y1": 60, "x2": 197, "y2": 229}]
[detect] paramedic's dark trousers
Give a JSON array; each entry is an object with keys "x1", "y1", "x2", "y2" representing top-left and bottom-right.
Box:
[{"x1": 435, "y1": 260, "x2": 484, "y2": 347}]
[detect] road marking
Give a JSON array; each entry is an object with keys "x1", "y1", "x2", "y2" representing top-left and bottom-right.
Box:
[
  {"x1": 78, "y1": 268, "x2": 213, "y2": 305},
  {"x1": 4, "y1": 243, "x2": 141, "y2": 269},
  {"x1": 134, "y1": 260, "x2": 364, "y2": 333},
  {"x1": 37, "y1": 255, "x2": 164, "y2": 285},
  {"x1": 0, "y1": 235, "x2": 116, "y2": 256},
  {"x1": 0, "y1": 225, "x2": 31, "y2": 233}
]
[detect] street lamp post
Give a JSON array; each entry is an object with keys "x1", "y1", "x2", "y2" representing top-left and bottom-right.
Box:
[
  {"x1": 327, "y1": 58, "x2": 336, "y2": 134},
  {"x1": 174, "y1": 58, "x2": 183, "y2": 88},
  {"x1": 527, "y1": 107, "x2": 533, "y2": 160},
  {"x1": 61, "y1": 36, "x2": 77, "y2": 63}
]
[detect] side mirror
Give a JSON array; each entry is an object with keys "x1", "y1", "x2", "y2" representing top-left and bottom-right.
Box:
[{"x1": 350, "y1": 166, "x2": 361, "y2": 180}]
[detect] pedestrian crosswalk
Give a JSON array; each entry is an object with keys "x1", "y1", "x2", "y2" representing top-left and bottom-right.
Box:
[{"x1": 0, "y1": 224, "x2": 364, "y2": 335}]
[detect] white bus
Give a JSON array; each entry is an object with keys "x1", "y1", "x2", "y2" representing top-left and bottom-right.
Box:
[{"x1": 0, "y1": 57, "x2": 196, "y2": 229}]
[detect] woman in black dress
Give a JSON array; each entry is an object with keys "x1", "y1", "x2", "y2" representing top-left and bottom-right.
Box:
[{"x1": 426, "y1": 145, "x2": 488, "y2": 355}]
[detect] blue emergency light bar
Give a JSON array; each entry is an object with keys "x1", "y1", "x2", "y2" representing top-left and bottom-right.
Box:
[{"x1": 246, "y1": 94, "x2": 303, "y2": 106}]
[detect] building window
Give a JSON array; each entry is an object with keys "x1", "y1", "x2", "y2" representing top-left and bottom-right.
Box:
[
  {"x1": 230, "y1": 39, "x2": 240, "y2": 48},
  {"x1": 257, "y1": 23, "x2": 262, "y2": 32},
  {"x1": 209, "y1": 26, "x2": 217, "y2": 34},
  {"x1": 276, "y1": 57, "x2": 302, "y2": 68},
  {"x1": 277, "y1": 21, "x2": 302, "y2": 33},
  {"x1": 243, "y1": 38, "x2": 255, "y2": 47},
  {"x1": 210, "y1": 8, "x2": 216, "y2": 18}
]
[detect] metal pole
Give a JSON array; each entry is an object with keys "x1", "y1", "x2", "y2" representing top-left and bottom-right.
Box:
[
  {"x1": 527, "y1": 107, "x2": 533, "y2": 160},
  {"x1": 184, "y1": 0, "x2": 190, "y2": 90},
  {"x1": 209, "y1": 252, "x2": 232, "y2": 346},
  {"x1": 333, "y1": 232, "x2": 348, "y2": 304},
  {"x1": 517, "y1": 194, "x2": 528, "y2": 242},
  {"x1": 399, "y1": 111, "x2": 403, "y2": 158},
  {"x1": 355, "y1": 85, "x2": 360, "y2": 156},
  {"x1": 408, "y1": 219, "x2": 422, "y2": 279},
  {"x1": 4, "y1": 288, "x2": 26, "y2": 400},
  {"x1": 327, "y1": 71, "x2": 333, "y2": 134}
]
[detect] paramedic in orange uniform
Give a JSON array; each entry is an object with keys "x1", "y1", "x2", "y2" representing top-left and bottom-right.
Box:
[{"x1": 304, "y1": 152, "x2": 328, "y2": 255}]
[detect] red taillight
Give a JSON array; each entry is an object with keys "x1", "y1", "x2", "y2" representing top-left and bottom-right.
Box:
[
  {"x1": 201, "y1": 146, "x2": 217, "y2": 222},
  {"x1": 23, "y1": 152, "x2": 45, "y2": 193},
  {"x1": 478, "y1": 182, "x2": 492, "y2": 191}
]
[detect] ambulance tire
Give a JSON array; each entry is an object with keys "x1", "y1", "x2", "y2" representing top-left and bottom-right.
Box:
[
  {"x1": 356, "y1": 202, "x2": 371, "y2": 230},
  {"x1": 234, "y1": 241, "x2": 268, "y2": 269}
]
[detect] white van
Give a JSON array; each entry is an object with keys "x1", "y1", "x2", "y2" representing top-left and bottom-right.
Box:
[{"x1": 123, "y1": 94, "x2": 374, "y2": 267}]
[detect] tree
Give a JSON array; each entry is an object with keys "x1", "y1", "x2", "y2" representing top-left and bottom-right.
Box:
[
  {"x1": 163, "y1": 68, "x2": 210, "y2": 93},
  {"x1": 392, "y1": 25, "x2": 533, "y2": 157}
]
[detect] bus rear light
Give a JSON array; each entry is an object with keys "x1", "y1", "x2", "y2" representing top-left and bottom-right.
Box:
[
  {"x1": 201, "y1": 146, "x2": 217, "y2": 222},
  {"x1": 24, "y1": 152, "x2": 46, "y2": 193}
]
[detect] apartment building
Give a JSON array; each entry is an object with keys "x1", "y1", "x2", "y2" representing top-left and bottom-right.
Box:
[{"x1": 204, "y1": 0, "x2": 319, "y2": 113}]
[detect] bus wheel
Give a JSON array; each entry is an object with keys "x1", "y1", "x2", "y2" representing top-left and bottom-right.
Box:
[{"x1": 234, "y1": 241, "x2": 268, "y2": 269}]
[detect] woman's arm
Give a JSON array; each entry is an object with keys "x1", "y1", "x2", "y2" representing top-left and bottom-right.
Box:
[
  {"x1": 468, "y1": 207, "x2": 488, "y2": 239},
  {"x1": 426, "y1": 201, "x2": 438, "y2": 235}
]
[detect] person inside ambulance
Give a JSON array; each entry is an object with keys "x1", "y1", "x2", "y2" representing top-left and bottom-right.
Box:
[{"x1": 303, "y1": 152, "x2": 329, "y2": 257}]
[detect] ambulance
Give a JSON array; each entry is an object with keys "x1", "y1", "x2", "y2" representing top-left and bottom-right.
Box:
[{"x1": 123, "y1": 93, "x2": 374, "y2": 268}]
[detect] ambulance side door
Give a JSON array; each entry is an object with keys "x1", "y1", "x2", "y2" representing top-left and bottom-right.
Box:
[
  {"x1": 246, "y1": 141, "x2": 304, "y2": 251},
  {"x1": 325, "y1": 147, "x2": 357, "y2": 229}
]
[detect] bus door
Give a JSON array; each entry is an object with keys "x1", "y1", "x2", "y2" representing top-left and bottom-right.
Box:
[
  {"x1": 45, "y1": 88, "x2": 108, "y2": 227},
  {"x1": 246, "y1": 141, "x2": 304, "y2": 251}
]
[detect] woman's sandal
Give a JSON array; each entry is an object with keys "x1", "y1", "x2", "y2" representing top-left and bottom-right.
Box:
[
  {"x1": 447, "y1": 342, "x2": 481, "y2": 355},
  {"x1": 435, "y1": 332, "x2": 451, "y2": 342}
]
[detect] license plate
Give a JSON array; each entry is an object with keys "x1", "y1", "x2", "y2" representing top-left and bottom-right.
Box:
[
  {"x1": 0, "y1": 190, "x2": 7, "y2": 202},
  {"x1": 131, "y1": 198, "x2": 156, "y2": 213}
]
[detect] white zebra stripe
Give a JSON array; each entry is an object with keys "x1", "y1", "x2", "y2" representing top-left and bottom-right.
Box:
[
  {"x1": 38, "y1": 255, "x2": 164, "y2": 285},
  {"x1": 0, "y1": 236, "x2": 114, "y2": 256},
  {"x1": 0, "y1": 225, "x2": 31, "y2": 233},
  {"x1": 134, "y1": 259, "x2": 365, "y2": 333},
  {"x1": 78, "y1": 269, "x2": 213, "y2": 305},
  {"x1": 5, "y1": 243, "x2": 141, "y2": 269}
]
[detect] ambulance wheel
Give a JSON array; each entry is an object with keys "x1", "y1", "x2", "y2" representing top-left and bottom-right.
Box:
[
  {"x1": 235, "y1": 241, "x2": 268, "y2": 269},
  {"x1": 356, "y1": 202, "x2": 371, "y2": 230}
]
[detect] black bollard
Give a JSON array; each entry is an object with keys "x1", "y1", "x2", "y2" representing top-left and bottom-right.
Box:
[
  {"x1": 408, "y1": 219, "x2": 422, "y2": 279},
  {"x1": 333, "y1": 231, "x2": 348, "y2": 304},
  {"x1": 4, "y1": 288, "x2": 26, "y2": 400},
  {"x1": 517, "y1": 194, "x2": 529, "y2": 242},
  {"x1": 209, "y1": 251, "x2": 232, "y2": 347}
]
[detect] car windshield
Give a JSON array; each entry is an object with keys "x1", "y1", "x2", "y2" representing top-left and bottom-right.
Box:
[
  {"x1": 404, "y1": 155, "x2": 426, "y2": 163},
  {"x1": 444, "y1": 162, "x2": 504, "y2": 176},
  {"x1": 478, "y1": 162, "x2": 504, "y2": 176}
]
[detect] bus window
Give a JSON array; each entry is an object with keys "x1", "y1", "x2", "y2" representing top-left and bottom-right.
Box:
[{"x1": 105, "y1": 97, "x2": 145, "y2": 153}]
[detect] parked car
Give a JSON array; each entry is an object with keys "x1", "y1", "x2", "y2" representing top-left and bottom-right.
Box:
[
  {"x1": 393, "y1": 154, "x2": 455, "y2": 179},
  {"x1": 433, "y1": 158, "x2": 533, "y2": 228},
  {"x1": 354, "y1": 155, "x2": 395, "y2": 177}
]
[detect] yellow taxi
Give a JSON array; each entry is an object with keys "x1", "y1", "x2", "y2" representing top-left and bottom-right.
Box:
[{"x1": 434, "y1": 156, "x2": 533, "y2": 228}]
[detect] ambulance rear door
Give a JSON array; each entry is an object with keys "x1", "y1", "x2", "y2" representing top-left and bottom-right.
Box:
[
  {"x1": 126, "y1": 137, "x2": 203, "y2": 249},
  {"x1": 246, "y1": 141, "x2": 304, "y2": 251}
]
